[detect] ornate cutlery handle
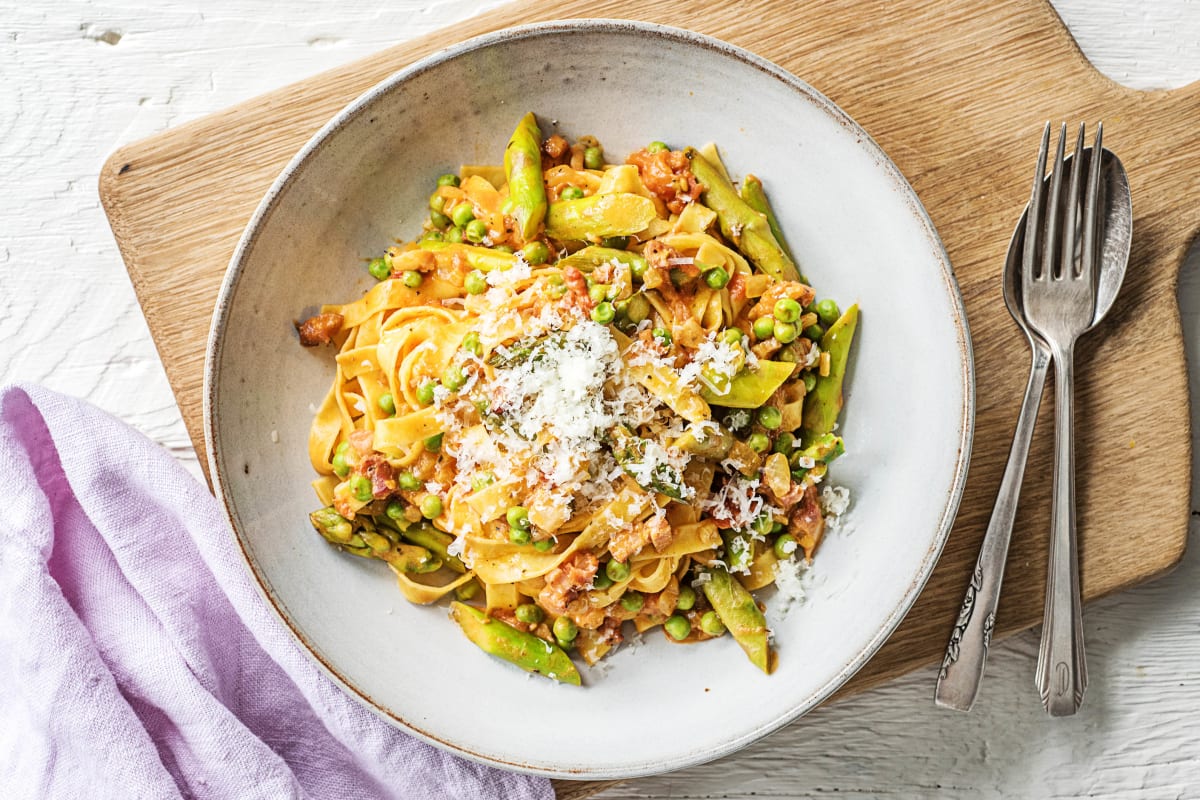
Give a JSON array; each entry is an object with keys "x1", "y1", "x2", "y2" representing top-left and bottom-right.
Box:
[{"x1": 936, "y1": 341, "x2": 1050, "y2": 711}]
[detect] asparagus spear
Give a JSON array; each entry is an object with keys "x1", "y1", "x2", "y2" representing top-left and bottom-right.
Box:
[
  {"x1": 802, "y1": 304, "x2": 859, "y2": 436},
  {"x1": 699, "y1": 360, "x2": 795, "y2": 408},
  {"x1": 700, "y1": 565, "x2": 770, "y2": 673},
  {"x1": 684, "y1": 148, "x2": 800, "y2": 282},
  {"x1": 740, "y1": 174, "x2": 802, "y2": 279},
  {"x1": 503, "y1": 112, "x2": 548, "y2": 241},
  {"x1": 450, "y1": 602, "x2": 581, "y2": 685},
  {"x1": 672, "y1": 422, "x2": 735, "y2": 460},
  {"x1": 544, "y1": 193, "x2": 656, "y2": 240},
  {"x1": 399, "y1": 521, "x2": 468, "y2": 573},
  {"x1": 555, "y1": 245, "x2": 648, "y2": 275},
  {"x1": 311, "y1": 507, "x2": 441, "y2": 572},
  {"x1": 795, "y1": 431, "x2": 845, "y2": 463}
]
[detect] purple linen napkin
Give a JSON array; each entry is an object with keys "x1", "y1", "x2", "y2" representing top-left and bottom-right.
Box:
[{"x1": 0, "y1": 385, "x2": 553, "y2": 800}]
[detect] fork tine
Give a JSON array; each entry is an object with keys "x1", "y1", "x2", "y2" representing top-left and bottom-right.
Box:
[
  {"x1": 1080, "y1": 122, "x2": 1104, "y2": 286},
  {"x1": 1023, "y1": 122, "x2": 1051, "y2": 286},
  {"x1": 1042, "y1": 123, "x2": 1068, "y2": 280},
  {"x1": 1061, "y1": 123, "x2": 1086, "y2": 278}
]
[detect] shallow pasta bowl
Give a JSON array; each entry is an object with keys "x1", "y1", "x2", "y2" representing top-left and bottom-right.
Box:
[{"x1": 204, "y1": 19, "x2": 974, "y2": 779}]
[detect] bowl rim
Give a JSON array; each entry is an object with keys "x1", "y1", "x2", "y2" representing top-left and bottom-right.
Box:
[{"x1": 203, "y1": 17, "x2": 975, "y2": 780}]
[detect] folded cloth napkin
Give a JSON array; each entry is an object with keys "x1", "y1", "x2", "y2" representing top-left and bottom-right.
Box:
[{"x1": 0, "y1": 385, "x2": 553, "y2": 800}]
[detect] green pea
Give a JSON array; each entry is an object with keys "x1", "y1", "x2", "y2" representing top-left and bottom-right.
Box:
[
  {"x1": 450, "y1": 203, "x2": 475, "y2": 228},
  {"x1": 647, "y1": 141, "x2": 669, "y2": 153},
  {"x1": 584, "y1": 146, "x2": 604, "y2": 169},
  {"x1": 533, "y1": 537, "x2": 555, "y2": 552},
  {"x1": 335, "y1": 441, "x2": 351, "y2": 456},
  {"x1": 676, "y1": 585, "x2": 696, "y2": 612},
  {"x1": 652, "y1": 327, "x2": 672, "y2": 348},
  {"x1": 720, "y1": 327, "x2": 744, "y2": 347},
  {"x1": 331, "y1": 451, "x2": 350, "y2": 477},
  {"x1": 367, "y1": 258, "x2": 390, "y2": 281},
  {"x1": 629, "y1": 256, "x2": 648, "y2": 281},
  {"x1": 520, "y1": 241, "x2": 550, "y2": 265},
  {"x1": 747, "y1": 432, "x2": 771, "y2": 453},
  {"x1": 591, "y1": 301, "x2": 615, "y2": 325},
  {"x1": 752, "y1": 316, "x2": 776, "y2": 340},
  {"x1": 757, "y1": 405, "x2": 782, "y2": 430},
  {"x1": 423, "y1": 433, "x2": 443, "y2": 452},
  {"x1": 436, "y1": 173, "x2": 460, "y2": 188},
  {"x1": 773, "y1": 431, "x2": 795, "y2": 454},
  {"x1": 377, "y1": 393, "x2": 396, "y2": 415},
  {"x1": 589, "y1": 283, "x2": 610, "y2": 304},
  {"x1": 350, "y1": 475, "x2": 373, "y2": 503},
  {"x1": 386, "y1": 499, "x2": 407, "y2": 520},
  {"x1": 623, "y1": 293, "x2": 650, "y2": 324},
  {"x1": 620, "y1": 591, "x2": 644, "y2": 613},
  {"x1": 420, "y1": 495, "x2": 443, "y2": 519},
  {"x1": 515, "y1": 604, "x2": 544, "y2": 624},
  {"x1": 442, "y1": 364, "x2": 466, "y2": 392},
  {"x1": 600, "y1": 235, "x2": 629, "y2": 249},
  {"x1": 445, "y1": 226, "x2": 464, "y2": 243},
  {"x1": 773, "y1": 320, "x2": 798, "y2": 344},
  {"x1": 430, "y1": 210, "x2": 451, "y2": 230},
  {"x1": 592, "y1": 570, "x2": 614, "y2": 590},
  {"x1": 773, "y1": 298, "x2": 802, "y2": 323},
  {"x1": 664, "y1": 614, "x2": 692, "y2": 641},
  {"x1": 703, "y1": 266, "x2": 730, "y2": 290},
  {"x1": 803, "y1": 372, "x2": 818, "y2": 392},
  {"x1": 774, "y1": 533, "x2": 799, "y2": 559},
  {"x1": 772, "y1": 521, "x2": 785, "y2": 534},
  {"x1": 669, "y1": 268, "x2": 690, "y2": 288},
  {"x1": 494, "y1": 244, "x2": 514, "y2": 254},
  {"x1": 416, "y1": 380, "x2": 438, "y2": 406},
  {"x1": 700, "y1": 610, "x2": 726, "y2": 637},
  {"x1": 553, "y1": 615, "x2": 578, "y2": 643},
  {"x1": 804, "y1": 324, "x2": 825, "y2": 341},
  {"x1": 429, "y1": 193, "x2": 447, "y2": 213},
  {"x1": 462, "y1": 331, "x2": 482, "y2": 356},
  {"x1": 397, "y1": 471, "x2": 421, "y2": 491},
  {"x1": 464, "y1": 218, "x2": 488, "y2": 243},
  {"x1": 402, "y1": 270, "x2": 423, "y2": 288},
  {"x1": 420, "y1": 230, "x2": 444, "y2": 243},
  {"x1": 471, "y1": 472, "x2": 495, "y2": 491},
  {"x1": 605, "y1": 559, "x2": 631, "y2": 583},
  {"x1": 464, "y1": 269, "x2": 488, "y2": 295},
  {"x1": 752, "y1": 513, "x2": 775, "y2": 537},
  {"x1": 506, "y1": 505, "x2": 531, "y2": 531},
  {"x1": 561, "y1": 186, "x2": 585, "y2": 201}
]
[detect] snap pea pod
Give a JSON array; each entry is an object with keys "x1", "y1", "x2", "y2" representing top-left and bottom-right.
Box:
[
  {"x1": 609, "y1": 424, "x2": 686, "y2": 499},
  {"x1": 555, "y1": 245, "x2": 648, "y2": 275},
  {"x1": 699, "y1": 360, "x2": 795, "y2": 408},
  {"x1": 739, "y1": 174, "x2": 800, "y2": 272},
  {"x1": 503, "y1": 112, "x2": 547, "y2": 241},
  {"x1": 450, "y1": 602, "x2": 581, "y2": 685},
  {"x1": 802, "y1": 304, "x2": 859, "y2": 436},
  {"x1": 544, "y1": 193, "x2": 656, "y2": 240},
  {"x1": 684, "y1": 148, "x2": 800, "y2": 282},
  {"x1": 700, "y1": 565, "x2": 770, "y2": 673}
]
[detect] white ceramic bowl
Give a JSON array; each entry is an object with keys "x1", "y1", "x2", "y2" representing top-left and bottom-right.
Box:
[{"x1": 205, "y1": 20, "x2": 974, "y2": 779}]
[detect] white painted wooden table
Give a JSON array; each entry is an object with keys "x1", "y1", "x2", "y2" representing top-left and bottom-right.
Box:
[{"x1": 4, "y1": 2, "x2": 1200, "y2": 796}]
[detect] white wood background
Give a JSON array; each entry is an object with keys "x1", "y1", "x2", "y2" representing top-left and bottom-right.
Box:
[{"x1": 4, "y1": 1, "x2": 1200, "y2": 797}]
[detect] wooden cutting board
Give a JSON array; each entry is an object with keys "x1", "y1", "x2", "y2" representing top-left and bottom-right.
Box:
[{"x1": 99, "y1": 0, "x2": 1199, "y2": 796}]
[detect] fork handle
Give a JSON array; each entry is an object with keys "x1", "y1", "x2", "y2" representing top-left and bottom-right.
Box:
[
  {"x1": 1035, "y1": 340, "x2": 1087, "y2": 715},
  {"x1": 935, "y1": 339, "x2": 1050, "y2": 711}
]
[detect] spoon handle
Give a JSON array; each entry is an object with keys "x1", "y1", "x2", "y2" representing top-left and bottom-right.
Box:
[
  {"x1": 935, "y1": 339, "x2": 1050, "y2": 711},
  {"x1": 1035, "y1": 341, "x2": 1087, "y2": 715}
]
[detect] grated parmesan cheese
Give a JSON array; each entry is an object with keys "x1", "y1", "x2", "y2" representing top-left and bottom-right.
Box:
[{"x1": 771, "y1": 556, "x2": 811, "y2": 615}]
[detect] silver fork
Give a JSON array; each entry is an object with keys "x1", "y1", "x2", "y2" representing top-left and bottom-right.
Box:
[{"x1": 1022, "y1": 121, "x2": 1103, "y2": 716}]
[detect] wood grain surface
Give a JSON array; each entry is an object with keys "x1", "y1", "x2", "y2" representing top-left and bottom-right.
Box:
[{"x1": 98, "y1": 0, "x2": 1199, "y2": 795}]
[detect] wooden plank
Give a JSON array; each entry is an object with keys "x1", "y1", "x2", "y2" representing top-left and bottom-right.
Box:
[{"x1": 98, "y1": 0, "x2": 1200, "y2": 794}]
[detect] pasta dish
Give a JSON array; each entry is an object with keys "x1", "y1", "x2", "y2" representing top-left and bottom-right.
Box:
[{"x1": 298, "y1": 114, "x2": 858, "y2": 684}]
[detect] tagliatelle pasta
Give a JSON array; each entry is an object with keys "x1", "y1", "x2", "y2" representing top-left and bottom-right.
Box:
[{"x1": 297, "y1": 114, "x2": 858, "y2": 684}]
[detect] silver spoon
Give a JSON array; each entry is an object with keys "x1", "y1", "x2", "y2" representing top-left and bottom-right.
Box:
[{"x1": 935, "y1": 143, "x2": 1131, "y2": 712}]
